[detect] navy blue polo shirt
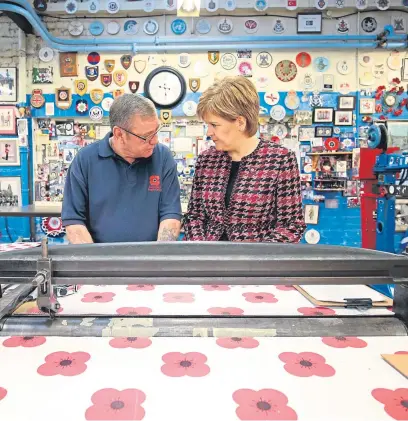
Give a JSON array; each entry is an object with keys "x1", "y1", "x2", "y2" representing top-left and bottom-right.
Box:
[{"x1": 61, "y1": 133, "x2": 182, "y2": 243}]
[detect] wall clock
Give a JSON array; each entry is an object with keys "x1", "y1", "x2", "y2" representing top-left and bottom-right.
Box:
[{"x1": 144, "y1": 66, "x2": 186, "y2": 109}]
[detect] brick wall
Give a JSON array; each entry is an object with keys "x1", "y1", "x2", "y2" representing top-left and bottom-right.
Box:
[{"x1": 0, "y1": 16, "x2": 20, "y2": 66}]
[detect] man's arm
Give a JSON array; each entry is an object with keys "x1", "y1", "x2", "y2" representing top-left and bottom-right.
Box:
[
  {"x1": 61, "y1": 153, "x2": 94, "y2": 244},
  {"x1": 66, "y1": 225, "x2": 94, "y2": 244},
  {"x1": 157, "y1": 148, "x2": 182, "y2": 241},
  {"x1": 157, "y1": 219, "x2": 181, "y2": 241}
]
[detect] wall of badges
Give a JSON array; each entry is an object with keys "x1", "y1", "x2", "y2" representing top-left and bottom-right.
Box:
[{"x1": 1, "y1": 3, "x2": 408, "y2": 245}]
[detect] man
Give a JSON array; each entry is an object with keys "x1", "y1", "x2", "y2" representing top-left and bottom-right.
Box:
[{"x1": 62, "y1": 94, "x2": 182, "y2": 243}]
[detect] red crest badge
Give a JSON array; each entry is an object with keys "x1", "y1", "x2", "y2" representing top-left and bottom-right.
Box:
[{"x1": 101, "y1": 74, "x2": 112, "y2": 87}]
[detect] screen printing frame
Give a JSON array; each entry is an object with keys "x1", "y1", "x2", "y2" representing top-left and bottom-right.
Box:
[{"x1": 0, "y1": 240, "x2": 407, "y2": 334}]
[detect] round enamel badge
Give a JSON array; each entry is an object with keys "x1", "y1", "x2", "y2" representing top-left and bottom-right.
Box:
[
  {"x1": 89, "y1": 106, "x2": 103, "y2": 121},
  {"x1": 87, "y1": 52, "x2": 100, "y2": 65},
  {"x1": 275, "y1": 60, "x2": 297, "y2": 82}
]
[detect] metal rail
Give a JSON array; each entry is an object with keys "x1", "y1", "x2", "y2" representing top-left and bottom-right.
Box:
[
  {"x1": 0, "y1": 240, "x2": 407, "y2": 319},
  {"x1": 1, "y1": 242, "x2": 407, "y2": 285}
]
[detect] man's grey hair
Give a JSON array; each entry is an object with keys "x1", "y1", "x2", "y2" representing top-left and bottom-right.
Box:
[{"x1": 109, "y1": 94, "x2": 157, "y2": 130}]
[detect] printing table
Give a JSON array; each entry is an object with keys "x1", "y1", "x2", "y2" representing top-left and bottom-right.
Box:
[{"x1": 0, "y1": 241, "x2": 406, "y2": 421}]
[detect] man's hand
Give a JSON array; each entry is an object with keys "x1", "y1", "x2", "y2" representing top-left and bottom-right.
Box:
[
  {"x1": 157, "y1": 219, "x2": 181, "y2": 241},
  {"x1": 66, "y1": 225, "x2": 94, "y2": 244}
]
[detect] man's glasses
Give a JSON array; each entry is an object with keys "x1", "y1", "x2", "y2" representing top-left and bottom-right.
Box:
[{"x1": 118, "y1": 124, "x2": 163, "y2": 144}]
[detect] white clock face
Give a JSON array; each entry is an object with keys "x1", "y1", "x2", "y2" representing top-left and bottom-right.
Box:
[{"x1": 149, "y1": 71, "x2": 182, "y2": 106}]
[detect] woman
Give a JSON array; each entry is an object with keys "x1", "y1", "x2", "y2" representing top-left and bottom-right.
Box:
[{"x1": 183, "y1": 76, "x2": 305, "y2": 243}]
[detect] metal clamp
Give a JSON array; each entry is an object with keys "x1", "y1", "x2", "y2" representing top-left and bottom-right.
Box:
[{"x1": 34, "y1": 238, "x2": 60, "y2": 318}]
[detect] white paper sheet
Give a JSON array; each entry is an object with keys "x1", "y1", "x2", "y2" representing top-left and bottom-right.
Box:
[
  {"x1": 298, "y1": 285, "x2": 387, "y2": 303},
  {"x1": 173, "y1": 137, "x2": 193, "y2": 152},
  {"x1": 185, "y1": 125, "x2": 204, "y2": 137}
]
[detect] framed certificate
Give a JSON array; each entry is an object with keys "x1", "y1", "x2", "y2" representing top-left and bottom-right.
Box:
[{"x1": 297, "y1": 13, "x2": 322, "y2": 34}]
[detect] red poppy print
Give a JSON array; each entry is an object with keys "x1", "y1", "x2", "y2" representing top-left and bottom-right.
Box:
[
  {"x1": 208, "y1": 307, "x2": 244, "y2": 315},
  {"x1": 163, "y1": 292, "x2": 195, "y2": 303},
  {"x1": 85, "y1": 388, "x2": 146, "y2": 420},
  {"x1": 202, "y1": 285, "x2": 231, "y2": 291},
  {"x1": 275, "y1": 285, "x2": 296, "y2": 291},
  {"x1": 81, "y1": 292, "x2": 115, "y2": 303},
  {"x1": 37, "y1": 351, "x2": 91, "y2": 376},
  {"x1": 116, "y1": 307, "x2": 152, "y2": 316},
  {"x1": 233, "y1": 388, "x2": 298, "y2": 420},
  {"x1": 297, "y1": 307, "x2": 336, "y2": 316},
  {"x1": 161, "y1": 352, "x2": 210, "y2": 377},
  {"x1": 372, "y1": 388, "x2": 408, "y2": 420},
  {"x1": 322, "y1": 336, "x2": 367, "y2": 349},
  {"x1": 0, "y1": 387, "x2": 7, "y2": 401},
  {"x1": 109, "y1": 337, "x2": 152, "y2": 349},
  {"x1": 127, "y1": 284, "x2": 155, "y2": 291},
  {"x1": 243, "y1": 292, "x2": 278, "y2": 304},
  {"x1": 216, "y1": 337, "x2": 259, "y2": 349},
  {"x1": 279, "y1": 352, "x2": 335, "y2": 377},
  {"x1": 3, "y1": 336, "x2": 46, "y2": 348}
]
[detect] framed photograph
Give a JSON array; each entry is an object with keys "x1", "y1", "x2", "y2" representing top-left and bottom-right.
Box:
[
  {"x1": 313, "y1": 107, "x2": 334, "y2": 124},
  {"x1": 359, "y1": 98, "x2": 375, "y2": 114},
  {"x1": 304, "y1": 204, "x2": 319, "y2": 225},
  {"x1": 294, "y1": 110, "x2": 313, "y2": 126},
  {"x1": 338, "y1": 96, "x2": 356, "y2": 110},
  {"x1": 298, "y1": 127, "x2": 315, "y2": 141},
  {"x1": 32, "y1": 67, "x2": 54, "y2": 84},
  {"x1": 0, "y1": 139, "x2": 19, "y2": 166},
  {"x1": 0, "y1": 176, "x2": 21, "y2": 206},
  {"x1": 297, "y1": 13, "x2": 322, "y2": 34},
  {"x1": 402, "y1": 58, "x2": 408, "y2": 82},
  {"x1": 315, "y1": 126, "x2": 333, "y2": 137},
  {"x1": 344, "y1": 180, "x2": 359, "y2": 197},
  {"x1": 334, "y1": 110, "x2": 353, "y2": 126},
  {"x1": 0, "y1": 105, "x2": 17, "y2": 135},
  {"x1": 0, "y1": 67, "x2": 17, "y2": 102}
]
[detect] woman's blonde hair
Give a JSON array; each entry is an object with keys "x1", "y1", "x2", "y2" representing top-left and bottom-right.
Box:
[{"x1": 197, "y1": 76, "x2": 260, "y2": 137}]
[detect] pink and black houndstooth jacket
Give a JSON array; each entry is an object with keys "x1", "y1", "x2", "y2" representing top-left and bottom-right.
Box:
[{"x1": 183, "y1": 139, "x2": 306, "y2": 242}]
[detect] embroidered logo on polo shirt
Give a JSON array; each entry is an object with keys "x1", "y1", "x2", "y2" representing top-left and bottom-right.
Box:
[{"x1": 148, "y1": 175, "x2": 161, "y2": 192}]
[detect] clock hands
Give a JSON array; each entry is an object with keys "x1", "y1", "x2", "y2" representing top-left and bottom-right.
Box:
[{"x1": 159, "y1": 83, "x2": 171, "y2": 98}]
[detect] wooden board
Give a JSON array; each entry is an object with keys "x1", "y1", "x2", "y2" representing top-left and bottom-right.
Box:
[
  {"x1": 294, "y1": 285, "x2": 393, "y2": 308},
  {"x1": 381, "y1": 354, "x2": 408, "y2": 379}
]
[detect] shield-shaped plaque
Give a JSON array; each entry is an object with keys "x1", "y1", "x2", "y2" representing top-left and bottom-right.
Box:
[
  {"x1": 120, "y1": 55, "x2": 132, "y2": 70},
  {"x1": 189, "y1": 78, "x2": 200, "y2": 93},
  {"x1": 55, "y1": 88, "x2": 72, "y2": 110},
  {"x1": 208, "y1": 51, "x2": 220, "y2": 65},
  {"x1": 113, "y1": 70, "x2": 127, "y2": 87},
  {"x1": 74, "y1": 79, "x2": 88, "y2": 96},
  {"x1": 160, "y1": 110, "x2": 172, "y2": 123},
  {"x1": 104, "y1": 59, "x2": 115, "y2": 73},
  {"x1": 113, "y1": 89, "x2": 124, "y2": 99},
  {"x1": 90, "y1": 89, "x2": 104, "y2": 104},
  {"x1": 134, "y1": 60, "x2": 147, "y2": 74},
  {"x1": 101, "y1": 74, "x2": 112, "y2": 87},
  {"x1": 129, "y1": 81, "x2": 140, "y2": 93},
  {"x1": 30, "y1": 89, "x2": 45, "y2": 108},
  {"x1": 60, "y1": 52, "x2": 78, "y2": 77},
  {"x1": 85, "y1": 66, "x2": 99, "y2": 81}
]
